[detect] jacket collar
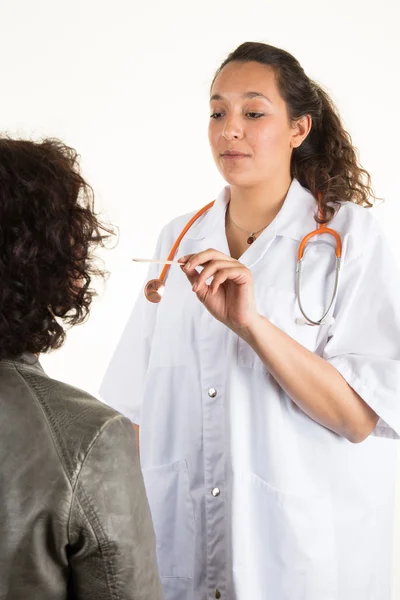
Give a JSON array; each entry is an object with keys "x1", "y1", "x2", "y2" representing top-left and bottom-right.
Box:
[
  {"x1": 0, "y1": 353, "x2": 45, "y2": 375},
  {"x1": 185, "y1": 178, "x2": 318, "y2": 244}
]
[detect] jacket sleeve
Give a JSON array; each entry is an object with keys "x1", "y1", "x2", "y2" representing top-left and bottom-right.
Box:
[
  {"x1": 323, "y1": 220, "x2": 400, "y2": 439},
  {"x1": 67, "y1": 415, "x2": 163, "y2": 600}
]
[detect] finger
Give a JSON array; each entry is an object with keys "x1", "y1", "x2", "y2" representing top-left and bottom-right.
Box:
[
  {"x1": 209, "y1": 267, "x2": 251, "y2": 295},
  {"x1": 184, "y1": 248, "x2": 236, "y2": 271},
  {"x1": 177, "y1": 254, "x2": 194, "y2": 264},
  {"x1": 193, "y1": 260, "x2": 243, "y2": 291},
  {"x1": 181, "y1": 268, "x2": 210, "y2": 303}
]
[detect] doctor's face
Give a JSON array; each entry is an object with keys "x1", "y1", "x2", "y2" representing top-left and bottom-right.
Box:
[{"x1": 208, "y1": 61, "x2": 298, "y2": 188}]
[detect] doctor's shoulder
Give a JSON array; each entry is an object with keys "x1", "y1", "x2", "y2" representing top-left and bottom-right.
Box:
[{"x1": 331, "y1": 199, "x2": 385, "y2": 263}]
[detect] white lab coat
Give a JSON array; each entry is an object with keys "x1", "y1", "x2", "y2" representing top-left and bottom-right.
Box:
[{"x1": 100, "y1": 179, "x2": 400, "y2": 600}]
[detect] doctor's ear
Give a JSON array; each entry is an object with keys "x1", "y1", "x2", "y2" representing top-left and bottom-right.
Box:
[{"x1": 290, "y1": 115, "x2": 312, "y2": 149}]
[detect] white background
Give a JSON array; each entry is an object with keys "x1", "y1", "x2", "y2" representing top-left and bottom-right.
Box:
[{"x1": 0, "y1": 0, "x2": 399, "y2": 594}]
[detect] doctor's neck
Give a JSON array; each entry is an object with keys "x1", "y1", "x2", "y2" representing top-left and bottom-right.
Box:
[{"x1": 228, "y1": 173, "x2": 292, "y2": 230}]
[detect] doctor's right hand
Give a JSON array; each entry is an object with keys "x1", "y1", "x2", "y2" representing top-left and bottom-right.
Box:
[{"x1": 178, "y1": 249, "x2": 261, "y2": 336}]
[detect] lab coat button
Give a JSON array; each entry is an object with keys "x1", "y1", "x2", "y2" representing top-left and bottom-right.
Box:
[
  {"x1": 211, "y1": 487, "x2": 221, "y2": 497},
  {"x1": 208, "y1": 388, "x2": 217, "y2": 398},
  {"x1": 214, "y1": 589, "x2": 221, "y2": 599}
]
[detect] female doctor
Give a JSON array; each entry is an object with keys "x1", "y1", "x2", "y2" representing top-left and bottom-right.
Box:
[{"x1": 101, "y1": 42, "x2": 400, "y2": 600}]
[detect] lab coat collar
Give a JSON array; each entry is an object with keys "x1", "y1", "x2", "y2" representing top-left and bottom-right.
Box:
[{"x1": 185, "y1": 178, "x2": 318, "y2": 244}]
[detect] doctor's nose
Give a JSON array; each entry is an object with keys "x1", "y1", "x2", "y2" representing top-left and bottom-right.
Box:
[{"x1": 222, "y1": 118, "x2": 243, "y2": 141}]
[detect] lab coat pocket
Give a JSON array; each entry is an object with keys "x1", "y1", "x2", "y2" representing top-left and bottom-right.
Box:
[
  {"x1": 236, "y1": 472, "x2": 337, "y2": 600},
  {"x1": 142, "y1": 459, "x2": 195, "y2": 580},
  {"x1": 237, "y1": 286, "x2": 324, "y2": 370}
]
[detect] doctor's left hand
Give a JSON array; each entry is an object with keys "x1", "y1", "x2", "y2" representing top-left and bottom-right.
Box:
[{"x1": 178, "y1": 249, "x2": 259, "y2": 335}]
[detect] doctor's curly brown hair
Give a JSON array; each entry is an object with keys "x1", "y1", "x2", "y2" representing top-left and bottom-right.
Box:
[{"x1": 0, "y1": 137, "x2": 114, "y2": 360}]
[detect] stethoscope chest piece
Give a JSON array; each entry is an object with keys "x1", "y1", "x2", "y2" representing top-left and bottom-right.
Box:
[{"x1": 144, "y1": 279, "x2": 165, "y2": 303}]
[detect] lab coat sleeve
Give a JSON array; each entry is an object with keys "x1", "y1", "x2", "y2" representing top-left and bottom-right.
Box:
[
  {"x1": 323, "y1": 221, "x2": 400, "y2": 439},
  {"x1": 99, "y1": 236, "x2": 164, "y2": 425}
]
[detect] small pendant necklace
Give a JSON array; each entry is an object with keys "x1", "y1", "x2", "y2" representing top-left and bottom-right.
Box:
[{"x1": 228, "y1": 207, "x2": 269, "y2": 244}]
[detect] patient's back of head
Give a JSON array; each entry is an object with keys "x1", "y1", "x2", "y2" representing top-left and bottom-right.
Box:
[{"x1": 0, "y1": 137, "x2": 110, "y2": 359}]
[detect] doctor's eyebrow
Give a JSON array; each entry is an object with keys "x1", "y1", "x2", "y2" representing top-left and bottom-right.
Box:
[{"x1": 209, "y1": 91, "x2": 273, "y2": 103}]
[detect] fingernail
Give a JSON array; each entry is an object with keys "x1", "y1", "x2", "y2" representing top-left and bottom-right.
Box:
[{"x1": 186, "y1": 262, "x2": 191, "y2": 270}]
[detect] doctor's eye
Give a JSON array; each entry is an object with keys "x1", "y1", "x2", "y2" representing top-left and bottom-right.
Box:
[
  {"x1": 210, "y1": 112, "x2": 224, "y2": 119},
  {"x1": 246, "y1": 112, "x2": 265, "y2": 119}
]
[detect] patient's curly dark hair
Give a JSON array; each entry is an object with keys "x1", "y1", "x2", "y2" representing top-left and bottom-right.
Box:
[{"x1": 0, "y1": 137, "x2": 114, "y2": 359}]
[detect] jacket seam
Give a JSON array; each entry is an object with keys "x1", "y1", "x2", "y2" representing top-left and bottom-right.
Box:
[
  {"x1": 70, "y1": 486, "x2": 120, "y2": 599},
  {"x1": 68, "y1": 418, "x2": 125, "y2": 600},
  {"x1": 13, "y1": 362, "x2": 74, "y2": 490},
  {"x1": 64, "y1": 414, "x2": 126, "y2": 553}
]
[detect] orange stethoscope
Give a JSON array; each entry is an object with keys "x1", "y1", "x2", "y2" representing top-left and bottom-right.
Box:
[{"x1": 142, "y1": 197, "x2": 342, "y2": 327}]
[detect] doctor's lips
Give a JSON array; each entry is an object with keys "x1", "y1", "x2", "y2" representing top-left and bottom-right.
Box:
[{"x1": 220, "y1": 150, "x2": 250, "y2": 160}]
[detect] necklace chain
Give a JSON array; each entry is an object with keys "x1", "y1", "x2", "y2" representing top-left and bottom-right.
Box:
[{"x1": 228, "y1": 206, "x2": 269, "y2": 244}]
